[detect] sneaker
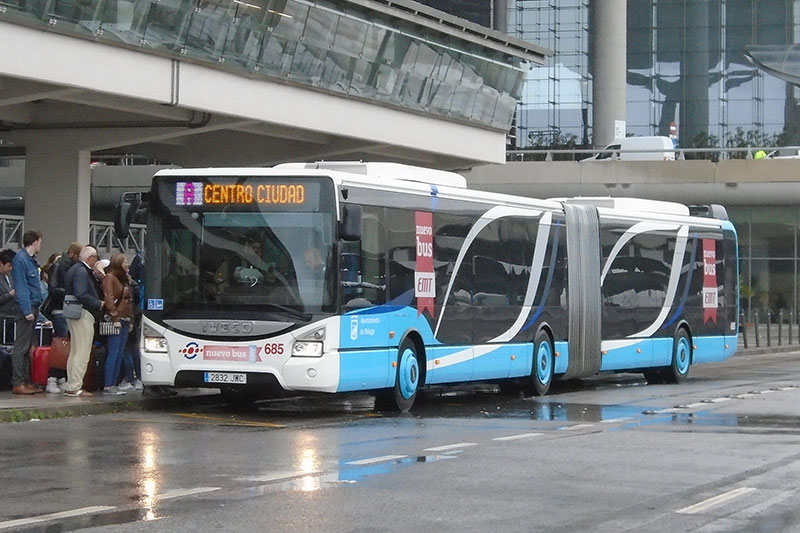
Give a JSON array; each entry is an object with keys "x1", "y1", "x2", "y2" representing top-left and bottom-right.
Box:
[
  {"x1": 57, "y1": 378, "x2": 67, "y2": 392},
  {"x1": 117, "y1": 381, "x2": 134, "y2": 392},
  {"x1": 64, "y1": 389, "x2": 93, "y2": 397},
  {"x1": 103, "y1": 386, "x2": 126, "y2": 395},
  {"x1": 134, "y1": 379, "x2": 144, "y2": 391},
  {"x1": 46, "y1": 377, "x2": 61, "y2": 394}
]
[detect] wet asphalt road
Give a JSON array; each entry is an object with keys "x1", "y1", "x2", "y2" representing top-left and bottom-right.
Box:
[{"x1": 2, "y1": 351, "x2": 800, "y2": 532}]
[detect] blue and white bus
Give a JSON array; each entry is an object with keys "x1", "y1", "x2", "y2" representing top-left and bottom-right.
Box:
[{"x1": 117, "y1": 162, "x2": 738, "y2": 410}]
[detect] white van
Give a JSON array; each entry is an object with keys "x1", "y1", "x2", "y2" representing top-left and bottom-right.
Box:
[{"x1": 583, "y1": 136, "x2": 676, "y2": 161}]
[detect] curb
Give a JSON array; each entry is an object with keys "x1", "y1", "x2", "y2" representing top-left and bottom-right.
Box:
[
  {"x1": 736, "y1": 344, "x2": 799, "y2": 356},
  {"x1": 0, "y1": 391, "x2": 225, "y2": 424}
]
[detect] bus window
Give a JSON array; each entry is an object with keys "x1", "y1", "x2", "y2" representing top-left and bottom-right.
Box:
[
  {"x1": 601, "y1": 224, "x2": 672, "y2": 338},
  {"x1": 341, "y1": 206, "x2": 386, "y2": 309}
]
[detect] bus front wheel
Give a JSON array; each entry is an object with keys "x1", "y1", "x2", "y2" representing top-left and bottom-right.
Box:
[{"x1": 376, "y1": 339, "x2": 420, "y2": 412}]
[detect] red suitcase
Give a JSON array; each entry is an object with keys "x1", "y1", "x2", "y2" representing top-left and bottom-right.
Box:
[{"x1": 30, "y1": 346, "x2": 50, "y2": 386}]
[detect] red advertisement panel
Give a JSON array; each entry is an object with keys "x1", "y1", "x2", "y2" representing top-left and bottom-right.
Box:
[
  {"x1": 415, "y1": 211, "x2": 435, "y2": 318},
  {"x1": 702, "y1": 239, "x2": 718, "y2": 324}
]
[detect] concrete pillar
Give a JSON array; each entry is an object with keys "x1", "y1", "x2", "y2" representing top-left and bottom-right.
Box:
[
  {"x1": 493, "y1": 0, "x2": 508, "y2": 33},
  {"x1": 591, "y1": 0, "x2": 627, "y2": 148},
  {"x1": 683, "y1": 1, "x2": 709, "y2": 146},
  {"x1": 24, "y1": 137, "x2": 91, "y2": 259}
]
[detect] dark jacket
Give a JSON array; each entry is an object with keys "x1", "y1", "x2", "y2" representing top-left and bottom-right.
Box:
[
  {"x1": 48, "y1": 253, "x2": 76, "y2": 311},
  {"x1": 12, "y1": 249, "x2": 42, "y2": 316},
  {"x1": 65, "y1": 261, "x2": 103, "y2": 319},
  {"x1": 0, "y1": 273, "x2": 15, "y2": 317}
]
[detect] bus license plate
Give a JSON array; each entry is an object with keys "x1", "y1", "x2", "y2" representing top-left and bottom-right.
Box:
[{"x1": 203, "y1": 372, "x2": 247, "y2": 385}]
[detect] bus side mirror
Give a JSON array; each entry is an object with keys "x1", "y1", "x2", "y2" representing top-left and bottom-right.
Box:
[
  {"x1": 340, "y1": 204, "x2": 362, "y2": 241},
  {"x1": 114, "y1": 192, "x2": 147, "y2": 239}
]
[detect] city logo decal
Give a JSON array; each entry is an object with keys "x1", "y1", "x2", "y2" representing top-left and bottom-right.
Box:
[{"x1": 180, "y1": 341, "x2": 202, "y2": 359}]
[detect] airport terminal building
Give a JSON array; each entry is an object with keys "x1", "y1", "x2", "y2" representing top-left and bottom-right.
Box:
[{"x1": 422, "y1": 0, "x2": 800, "y2": 320}]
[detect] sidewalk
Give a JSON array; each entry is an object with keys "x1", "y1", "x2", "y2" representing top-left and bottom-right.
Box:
[{"x1": 0, "y1": 386, "x2": 222, "y2": 423}]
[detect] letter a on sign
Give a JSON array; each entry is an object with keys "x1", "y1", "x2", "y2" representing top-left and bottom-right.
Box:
[{"x1": 415, "y1": 211, "x2": 435, "y2": 318}]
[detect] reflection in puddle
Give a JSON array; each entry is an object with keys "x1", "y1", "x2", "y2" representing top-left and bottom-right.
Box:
[
  {"x1": 241, "y1": 453, "x2": 458, "y2": 497},
  {"x1": 136, "y1": 429, "x2": 162, "y2": 521}
]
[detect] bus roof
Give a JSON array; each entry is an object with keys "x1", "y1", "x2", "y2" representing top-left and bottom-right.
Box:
[{"x1": 153, "y1": 165, "x2": 725, "y2": 226}]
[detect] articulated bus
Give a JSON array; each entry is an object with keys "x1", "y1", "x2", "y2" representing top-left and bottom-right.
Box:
[{"x1": 116, "y1": 162, "x2": 738, "y2": 411}]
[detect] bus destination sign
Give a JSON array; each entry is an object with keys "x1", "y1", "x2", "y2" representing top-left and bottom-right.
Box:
[{"x1": 176, "y1": 181, "x2": 306, "y2": 207}]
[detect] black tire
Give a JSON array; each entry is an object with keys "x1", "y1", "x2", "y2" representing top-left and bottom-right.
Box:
[
  {"x1": 498, "y1": 379, "x2": 524, "y2": 396},
  {"x1": 643, "y1": 369, "x2": 664, "y2": 384},
  {"x1": 220, "y1": 387, "x2": 258, "y2": 410},
  {"x1": 527, "y1": 329, "x2": 554, "y2": 396},
  {"x1": 664, "y1": 328, "x2": 692, "y2": 384},
  {"x1": 375, "y1": 339, "x2": 421, "y2": 412}
]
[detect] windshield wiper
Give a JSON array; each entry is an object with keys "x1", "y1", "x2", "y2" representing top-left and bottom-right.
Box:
[
  {"x1": 263, "y1": 303, "x2": 312, "y2": 322},
  {"x1": 342, "y1": 281, "x2": 386, "y2": 291}
]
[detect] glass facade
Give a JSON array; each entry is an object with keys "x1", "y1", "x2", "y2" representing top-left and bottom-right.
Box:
[
  {"x1": 0, "y1": 0, "x2": 526, "y2": 130},
  {"x1": 503, "y1": 0, "x2": 800, "y2": 149},
  {"x1": 729, "y1": 206, "x2": 800, "y2": 320}
]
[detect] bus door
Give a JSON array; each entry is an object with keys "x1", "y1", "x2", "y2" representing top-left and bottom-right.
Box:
[{"x1": 563, "y1": 204, "x2": 602, "y2": 379}]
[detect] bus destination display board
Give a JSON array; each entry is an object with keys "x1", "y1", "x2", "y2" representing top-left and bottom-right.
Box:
[{"x1": 172, "y1": 179, "x2": 322, "y2": 211}]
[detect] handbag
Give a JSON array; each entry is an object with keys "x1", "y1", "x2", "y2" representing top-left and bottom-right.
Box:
[
  {"x1": 62, "y1": 295, "x2": 83, "y2": 320},
  {"x1": 49, "y1": 336, "x2": 70, "y2": 369},
  {"x1": 99, "y1": 317, "x2": 121, "y2": 336}
]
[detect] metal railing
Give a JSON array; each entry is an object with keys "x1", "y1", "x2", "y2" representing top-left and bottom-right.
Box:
[
  {"x1": 507, "y1": 146, "x2": 800, "y2": 162},
  {"x1": 0, "y1": 215, "x2": 24, "y2": 249},
  {"x1": 0, "y1": 214, "x2": 144, "y2": 255},
  {"x1": 740, "y1": 309, "x2": 800, "y2": 350},
  {"x1": 89, "y1": 221, "x2": 146, "y2": 255}
]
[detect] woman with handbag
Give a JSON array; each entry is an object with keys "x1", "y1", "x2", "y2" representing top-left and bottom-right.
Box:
[{"x1": 101, "y1": 253, "x2": 134, "y2": 395}]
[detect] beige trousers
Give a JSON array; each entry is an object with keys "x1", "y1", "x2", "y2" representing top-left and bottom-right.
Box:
[{"x1": 65, "y1": 308, "x2": 96, "y2": 392}]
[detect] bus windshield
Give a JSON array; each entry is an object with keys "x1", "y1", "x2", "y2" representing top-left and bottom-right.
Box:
[{"x1": 146, "y1": 176, "x2": 337, "y2": 319}]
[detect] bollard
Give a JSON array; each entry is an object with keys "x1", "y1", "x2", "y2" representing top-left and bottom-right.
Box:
[
  {"x1": 766, "y1": 310, "x2": 772, "y2": 347},
  {"x1": 778, "y1": 309, "x2": 783, "y2": 345},
  {"x1": 740, "y1": 311, "x2": 748, "y2": 348},
  {"x1": 754, "y1": 310, "x2": 761, "y2": 348}
]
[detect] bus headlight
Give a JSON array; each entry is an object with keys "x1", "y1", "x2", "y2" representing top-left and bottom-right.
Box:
[
  {"x1": 143, "y1": 325, "x2": 168, "y2": 353},
  {"x1": 292, "y1": 341, "x2": 323, "y2": 357}
]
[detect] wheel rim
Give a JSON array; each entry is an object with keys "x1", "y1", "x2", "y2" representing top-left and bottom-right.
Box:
[
  {"x1": 536, "y1": 341, "x2": 553, "y2": 385},
  {"x1": 676, "y1": 337, "x2": 690, "y2": 375},
  {"x1": 398, "y1": 347, "x2": 419, "y2": 400}
]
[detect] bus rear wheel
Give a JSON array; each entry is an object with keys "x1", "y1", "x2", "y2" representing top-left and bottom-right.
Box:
[
  {"x1": 527, "y1": 330, "x2": 554, "y2": 396},
  {"x1": 664, "y1": 329, "x2": 692, "y2": 384},
  {"x1": 375, "y1": 339, "x2": 420, "y2": 412}
]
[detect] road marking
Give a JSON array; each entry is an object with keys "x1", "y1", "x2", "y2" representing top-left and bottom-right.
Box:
[
  {"x1": 758, "y1": 389, "x2": 776, "y2": 394},
  {"x1": 684, "y1": 402, "x2": 707, "y2": 408},
  {"x1": 676, "y1": 487, "x2": 756, "y2": 514},
  {"x1": 600, "y1": 417, "x2": 634, "y2": 424},
  {"x1": 492, "y1": 432, "x2": 542, "y2": 441},
  {"x1": 704, "y1": 397, "x2": 732, "y2": 404},
  {"x1": 0, "y1": 506, "x2": 116, "y2": 530},
  {"x1": 156, "y1": 487, "x2": 221, "y2": 500},
  {"x1": 778, "y1": 387, "x2": 796, "y2": 391},
  {"x1": 346, "y1": 455, "x2": 407, "y2": 465},
  {"x1": 239, "y1": 471, "x2": 316, "y2": 483},
  {"x1": 176, "y1": 413, "x2": 285, "y2": 428},
  {"x1": 559, "y1": 423, "x2": 594, "y2": 430},
  {"x1": 423, "y1": 443, "x2": 477, "y2": 452}
]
